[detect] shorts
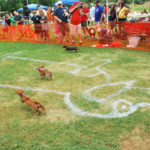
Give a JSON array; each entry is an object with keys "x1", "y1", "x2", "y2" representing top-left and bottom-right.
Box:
[
  {"x1": 42, "y1": 23, "x2": 49, "y2": 31},
  {"x1": 58, "y1": 22, "x2": 70, "y2": 36},
  {"x1": 34, "y1": 24, "x2": 42, "y2": 33},
  {"x1": 81, "y1": 21, "x2": 87, "y2": 27},
  {"x1": 70, "y1": 24, "x2": 81, "y2": 35},
  {"x1": 118, "y1": 18, "x2": 127, "y2": 21}
]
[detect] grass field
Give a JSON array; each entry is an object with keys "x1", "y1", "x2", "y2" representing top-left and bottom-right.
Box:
[
  {"x1": 129, "y1": 4, "x2": 150, "y2": 13},
  {"x1": 0, "y1": 42, "x2": 150, "y2": 150}
]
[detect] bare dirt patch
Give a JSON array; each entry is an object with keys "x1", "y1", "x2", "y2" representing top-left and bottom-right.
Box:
[{"x1": 120, "y1": 127, "x2": 150, "y2": 150}]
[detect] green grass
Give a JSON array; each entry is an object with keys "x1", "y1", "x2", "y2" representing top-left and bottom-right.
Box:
[
  {"x1": 129, "y1": 3, "x2": 150, "y2": 13},
  {"x1": 0, "y1": 42, "x2": 150, "y2": 150}
]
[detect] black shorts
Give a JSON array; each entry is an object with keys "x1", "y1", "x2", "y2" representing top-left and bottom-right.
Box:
[
  {"x1": 118, "y1": 18, "x2": 127, "y2": 21},
  {"x1": 81, "y1": 21, "x2": 87, "y2": 27}
]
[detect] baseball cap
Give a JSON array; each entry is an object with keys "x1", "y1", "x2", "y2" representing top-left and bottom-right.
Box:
[
  {"x1": 57, "y1": 1, "x2": 62, "y2": 5},
  {"x1": 95, "y1": 0, "x2": 100, "y2": 3},
  {"x1": 74, "y1": 1, "x2": 79, "y2": 5}
]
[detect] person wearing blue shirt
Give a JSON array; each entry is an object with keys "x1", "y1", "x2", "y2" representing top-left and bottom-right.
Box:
[
  {"x1": 14, "y1": 11, "x2": 24, "y2": 25},
  {"x1": 95, "y1": 0, "x2": 104, "y2": 23},
  {"x1": 54, "y1": 1, "x2": 70, "y2": 43}
]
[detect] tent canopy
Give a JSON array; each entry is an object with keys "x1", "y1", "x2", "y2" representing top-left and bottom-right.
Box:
[
  {"x1": 56, "y1": 0, "x2": 80, "y2": 5},
  {"x1": 18, "y1": 4, "x2": 48, "y2": 12}
]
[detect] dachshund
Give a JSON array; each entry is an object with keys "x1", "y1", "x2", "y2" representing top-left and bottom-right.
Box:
[
  {"x1": 98, "y1": 28, "x2": 113, "y2": 44},
  {"x1": 16, "y1": 89, "x2": 45, "y2": 114},
  {"x1": 36, "y1": 66, "x2": 52, "y2": 80},
  {"x1": 87, "y1": 27, "x2": 96, "y2": 40},
  {"x1": 63, "y1": 45, "x2": 79, "y2": 52}
]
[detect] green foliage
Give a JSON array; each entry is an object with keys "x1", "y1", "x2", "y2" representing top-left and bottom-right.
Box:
[
  {"x1": 0, "y1": 0, "x2": 57, "y2": 12},
  {"x1": 0, "y1": 0, "x2": 150, "y2": 12}
]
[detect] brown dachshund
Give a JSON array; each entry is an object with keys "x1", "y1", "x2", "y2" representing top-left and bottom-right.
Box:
[
  {"x1": 36, "y1": 66, "x2": 52, "y2": 80},
  {"x1": 16, "y1": 89, "x2": 45, "y2": 114},
  {"x1": 87, "y1": 27, "x2": 96, "y2": 40}
]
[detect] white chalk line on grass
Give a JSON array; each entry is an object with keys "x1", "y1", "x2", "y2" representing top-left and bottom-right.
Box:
[
  {"x1": 0, "y1": 52, "x2": 150, "y2": 118},
  {"x1": 83, "y1": 80, "x2": 150, "y2": 104},
  {"x1": 0, "y1": 51, "x2": 22, "y2": 60},
  {"x1": 83, "y1": 80, "x2": 136, "y2": 103},
  {"x1": 1, "y1": 51, "x2": 112, "y2": 79},
  {"x1": 0, "y1": 82, "x2": 150, "y2": 119}
]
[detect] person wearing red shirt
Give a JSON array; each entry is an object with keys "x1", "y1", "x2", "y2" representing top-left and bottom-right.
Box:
[
  {"x1": 69, "y1": 1, "x2": 83, "y2": 44},
  {"x1": 80, "y1": 2, "x2": 89, "y2": 38}
]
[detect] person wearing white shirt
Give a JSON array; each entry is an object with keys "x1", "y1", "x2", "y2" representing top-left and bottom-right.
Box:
[
  {"x1": 36, "y1": 5, "x2": 47, "y2": 16},
  {"x1": 89, "y1": 3, "x2": 95, "y2": 25}
]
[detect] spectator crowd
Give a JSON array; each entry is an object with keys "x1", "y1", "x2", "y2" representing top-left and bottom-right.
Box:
[{"x1": 0, "y1": 0, "x2": 133, "y2": 44}]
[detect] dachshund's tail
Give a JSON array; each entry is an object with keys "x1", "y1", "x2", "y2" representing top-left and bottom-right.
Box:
[{"x1": 35, "y1": 102, "x2": 46, "y2": 112}]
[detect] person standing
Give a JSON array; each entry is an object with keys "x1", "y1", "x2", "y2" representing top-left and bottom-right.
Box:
[
  {"x1": 108, "y1": 3, "x2": 117, "y2": 34},
  {"x1": 39, "y1": 10, "x2": 50, "y2": 41},
  {"x1": 5, "y1": 14, "x2": 11, "y2": 26},
  {"x1": 1, "y1": 16, "x2": 8, "y2": 39},
  {"x1": 9, "y1": 13, "x2": 16, "y2": 25},
  {"x1": 13, "y1": 11, "x2": 25, "y2": 40},
  {"x1": 47, "y1": 6, "x2": 54, "y2": 23},
  {"x1": 80, "y1": 2, "x2": 89, "y2": 38},
  {"x1": 31, "y1": 11, "x2": 41, "y2": 41},
  {"x1": 95, "y1": 0, "x2": 104, "y2": 27},
  {"x1": 37, "y1": 5, "x2": 47, "y2": 16},
  {"x1": 103, "y1": 3, "x2": 109, "y2": 21},
  {"x1": 117, "y1": 1, "x2": 129, "y2": 39},
  {"x1": 14, "y1": 11, "x2": 24, "y2": 25},
  {"x1": 89, "y1": 3, "x2": 95, "y2": 25},
  {"x1": 54, "y1": 1, "x2": 70, "y2": 43},
  {"x1": 117, "y1": 1, "x2": 130, "y2": 21},
  {"x1": 69, "y1": 1, "x2": 83, "y2": 44}
]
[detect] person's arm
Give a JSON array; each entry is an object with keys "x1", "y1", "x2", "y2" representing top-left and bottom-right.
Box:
[
  {"x1": 31, "y1": 16, "x2": 33, "y2": 21},
  {"x1": 116, "y1": 8, "x2": 119, "y2": 21},
  {"x1": 54, "y1": 9, "x2": 62, "y2": 23},
  {"x1": 18, "y1": 18, "x2": 24, "y2": 23},
  {"x1": 100, "y1": 13, "x2": 104, "y2": 23},
  {"x1": 79, "y1": 8, "x2": 84, "y2": 16},
  {"x1": 54, "y1": 16, "x2": 62, "y2": 23},
  {"x1": 12, "y1": 16, "x2": 16, "y2": 23},
  {"x1": 69, "y1": 6, "x2": 78, "y2": 13},
  {"x1": 125, "y1": 8, "x2": 130, "y2": 16},
  {"x1": 100, "y1": 7, "x2": 104, "y2": 23},
  {"x1": 84, "y1": 7, "x2": 89, "y2": 16},
  {"x1": 44, "y1": 16, "x2": 48, "y2": 23},
  {"x1": 15, "y1": 16, "x2": 24, "y2": 24}
]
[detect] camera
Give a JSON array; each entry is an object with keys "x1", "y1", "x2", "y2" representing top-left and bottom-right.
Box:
[
  {"x1": 62, "y1": 9, "x2": 70, "y2": 17},
  {"x1": 79, "y1": 4, "x2": 83, "y2": 8}
]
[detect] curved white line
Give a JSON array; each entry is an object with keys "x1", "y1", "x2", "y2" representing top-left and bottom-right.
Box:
[{"x1": 0, "y1": 51, "x2": 150, "y2": 119}]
